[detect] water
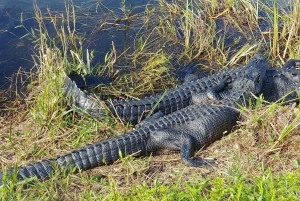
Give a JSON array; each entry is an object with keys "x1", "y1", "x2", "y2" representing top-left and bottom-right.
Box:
[
  {"x1": 0, "y1": 0, "x2": 290, "y2": 89},
  {"x1": 0, "y1": 0, "x2": 148, "y2": 89}
]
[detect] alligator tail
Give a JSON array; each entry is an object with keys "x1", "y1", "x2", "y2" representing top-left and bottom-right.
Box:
[
  {"x1": 0, "y1": 130, "x2": 148, "y2": 186},
  {"x1": 106, "y1": 89, "x2": 193, "y2": 124},
  {"x1": 63, "y1": 76, "x2": 106, "y2": 118}
]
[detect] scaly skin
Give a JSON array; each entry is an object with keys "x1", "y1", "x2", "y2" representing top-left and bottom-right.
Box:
[
  {"x1": 63, "y1": 75, "x2": 106, "y2": 118},
  {"x1": 0, "y1": 55, "x2": 267, "y2": 186},
  {"x1": 261, "y1": 67, "x2": 300, "y2": 102},
  {"x1": 64, "y1": 55, "x2": 270, "y2": 124}
]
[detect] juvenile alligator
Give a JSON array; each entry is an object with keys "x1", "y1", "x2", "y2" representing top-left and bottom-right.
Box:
[
  {"x1": 0, "y1": 55, "x2": 267, "y2": 186},
  {"x1": 64, "y1": 55, "x2": 270, "y2": 124}
]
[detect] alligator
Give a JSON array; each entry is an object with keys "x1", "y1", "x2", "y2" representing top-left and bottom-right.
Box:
[
  {"x1": 65, "y1": 55, "x2": 300, "y2": 124},
  {"x1": 0, "y1": 54, "x2": 267, "y2": 186},
  {"x1": 64, "y1": 54, "x2": 271, "y2": 124},
  {"x1": 182, "y1": 59, "x2": 300, "y2": 103}
]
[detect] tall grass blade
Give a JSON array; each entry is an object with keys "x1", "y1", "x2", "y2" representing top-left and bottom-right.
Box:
[{"x1": 271, "y1": 111, "x2": 300, "y2": 149}]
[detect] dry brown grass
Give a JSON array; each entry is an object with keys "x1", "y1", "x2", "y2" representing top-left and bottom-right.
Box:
[{"x1": 206, "y1": 103, "x2": 300, "y2": 175}]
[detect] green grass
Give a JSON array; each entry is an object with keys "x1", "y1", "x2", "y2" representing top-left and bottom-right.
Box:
[
  {"x1": 1, "y1": 162, "x2": 299, "y2": 200},
  {"x1": 0, "y1": 0, "x2": 300, "y2": 200}
]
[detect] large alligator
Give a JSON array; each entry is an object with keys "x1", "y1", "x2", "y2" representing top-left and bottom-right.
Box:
[
  {"x1": 64, "y1": 55, "x2": 273, "y2": 124},
  {"x1": 64, "y1": 56, "x2": 300, "y2": 124},
  {"x1": 0, "y1": 55, "x2": 267, "y2": 186}
]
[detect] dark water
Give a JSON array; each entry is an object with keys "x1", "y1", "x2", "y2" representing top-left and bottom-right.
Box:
[
  {"x1": 0, "y1": 0, "x2": 289, "y2": 89},
  {"x1": 0, "y1": 0, "x2": 148, "y2": 89}
]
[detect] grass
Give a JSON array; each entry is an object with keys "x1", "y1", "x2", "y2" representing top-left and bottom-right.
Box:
[{"x1": 0, "y1": 0, "x2": 300, "y2": 200}]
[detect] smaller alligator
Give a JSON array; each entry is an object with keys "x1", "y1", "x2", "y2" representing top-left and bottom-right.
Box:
[
  {"x1": 64, "y1": 55, "x2": 269, "y2": 124},
  {"x1": 0, "y1": 54, "x2": 266, "y2": 186}
]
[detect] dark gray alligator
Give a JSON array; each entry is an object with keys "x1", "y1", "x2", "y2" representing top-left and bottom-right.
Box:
[
  {"x1": 261, "y1": 63, "x2": 300, "y2": 103},
  {"x1": 64, "y1": 55, "x2": 270, "y2": 124},
  {"x1": 65, "y1": 56, "x2": 300, "y2": 124},
  {"x1": 0, "y1": 55, "x2": 267, "y2": 186}
]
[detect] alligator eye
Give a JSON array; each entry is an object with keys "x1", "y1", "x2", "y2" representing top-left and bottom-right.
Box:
[{"x1": 296, "y1": 62, "x2": 300, "y2": 69}]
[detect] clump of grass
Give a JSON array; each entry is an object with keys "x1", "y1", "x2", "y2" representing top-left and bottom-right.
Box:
[
  {"x1": 271, "y1": 107, "x2": 300, "y2": 149},
  {"x1": 279, "y1": 0, "x2": 300, "y2": 60},
  {"x1": 133, "y1": 0, "x2": 273, "y2": 71},
  {"x1": 132, "y1": 0, "x2": 300, "y2": 68},
  {"x1": 108, "y1": 50, "x2": 177, "y2": 98},
  {"x1": 258, "y1": 0, "x2": 300, "y2": 64},
  {"x1": 27, "y1": 2, "x2": 82, "y2": 126}
]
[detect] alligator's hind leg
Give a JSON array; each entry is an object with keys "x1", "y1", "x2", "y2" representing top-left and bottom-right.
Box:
[
  {"x1": 149, "y1": 129, "x2": 215, "y2": 167},
  {"x1": 191, "y1": 76, "x2": 231, "y2": 104}
]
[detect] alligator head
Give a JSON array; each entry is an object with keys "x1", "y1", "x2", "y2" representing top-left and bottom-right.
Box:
[
  {"x1": 235, "y1": 54, "x2": 269, "y2": 96},
  {"x1": 262, "y1": 61, "x2": 300, "y2": 103}
]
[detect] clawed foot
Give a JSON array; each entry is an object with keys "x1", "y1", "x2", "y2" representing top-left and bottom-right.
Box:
[{"x1": 183, "y1": 157, "x2": 217, "y2": 168}]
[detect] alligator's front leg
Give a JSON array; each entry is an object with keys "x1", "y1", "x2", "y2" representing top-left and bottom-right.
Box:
[{"x1": 149, "y1": 129, "x2": 214, "y2": 167}]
